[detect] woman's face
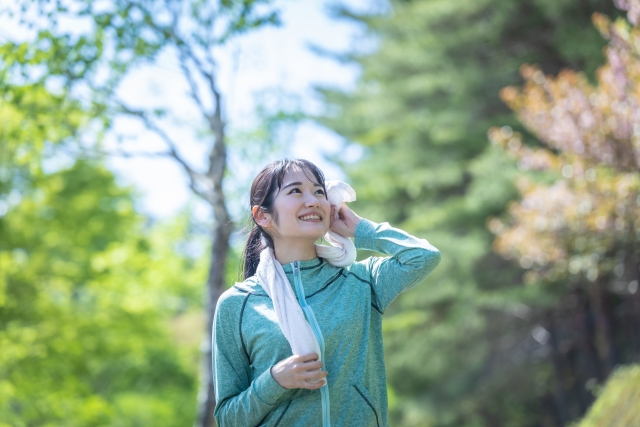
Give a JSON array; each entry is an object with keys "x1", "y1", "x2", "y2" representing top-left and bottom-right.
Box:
[{"x1": 266, "y1": 168, "x2": 331, "y2": 242}]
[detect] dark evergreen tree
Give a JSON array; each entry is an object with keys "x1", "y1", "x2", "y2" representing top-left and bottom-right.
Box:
[{"x1": 318, "y1": 0, "x2": 623, "y2": 425}]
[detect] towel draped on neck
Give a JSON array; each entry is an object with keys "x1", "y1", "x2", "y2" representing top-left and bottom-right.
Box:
[{"x1": 255, "y1": 180, "x2": 357, "y2": 357}]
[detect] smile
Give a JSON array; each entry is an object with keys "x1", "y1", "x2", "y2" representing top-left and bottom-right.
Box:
[{"x1": 299, "y1": 214, "x2": 322, "y2": 221}]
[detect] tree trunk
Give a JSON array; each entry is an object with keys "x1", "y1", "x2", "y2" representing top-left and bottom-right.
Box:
[
  {"x1": 194, "y1": 212, "x2": 232, "y2": 427},
  {"x1": 633, "y1": 260, "x2": 640, "y2": 355},
  {"x1": 590, "y1": 281, "x2": 617, "y2": 376},
  {"x1": 573, "y1": 289, "x2": 600, "y2": 412},
  {"x1": 546, "y1": 312, "x2": 571, "y2": 425},
  {"x1": 194, "y1": 105, "x2": 232, "y2": 426}
]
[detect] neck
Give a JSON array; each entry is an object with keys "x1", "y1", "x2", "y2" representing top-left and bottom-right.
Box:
[{"x1": 272, "y1": 238, "x2": 317, "y2": 265}]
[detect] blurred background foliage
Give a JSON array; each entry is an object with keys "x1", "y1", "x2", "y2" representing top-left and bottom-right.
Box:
[
  {"x1": 0, "y1": 89, "x2": 208, "y2": 424},
  {"x1": 571, "y1": 364, "x2": 640, "y2": 427},
  {"x1": 319, "y1": 0, "x2": 639, "y2": 425},
  {"x1": 1, "y1": 0, "x2": 639, "y2": 426}
]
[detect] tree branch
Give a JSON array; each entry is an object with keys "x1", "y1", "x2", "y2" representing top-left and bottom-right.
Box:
[
  {"x1": 163, "y1": 9, "x2": 223, "y2": 136},
  {"x1": 173, "y1": 39, "x2": 222, "y2": 127},
  {"x1": 178, "y1": 49, "x2": 209, "y2": 117},
  {"x1": 117, "y1": 102, "x2": 215, "y2": 205},
  {"x1": 96, "y1": 148, "x2": 172, "y2": 158}
]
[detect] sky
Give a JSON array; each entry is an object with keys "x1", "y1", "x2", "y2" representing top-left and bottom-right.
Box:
[{"x1": 102, "y1": 0, "x2": 374, "y2": 220}]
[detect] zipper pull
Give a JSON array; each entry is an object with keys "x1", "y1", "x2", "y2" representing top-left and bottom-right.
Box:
[{"x1": 293, "y1": 261, "x2": 298, "y2": 274}]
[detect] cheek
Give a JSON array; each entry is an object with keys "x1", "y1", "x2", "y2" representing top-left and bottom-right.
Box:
[
  {"x1": 275, "y1": 198, "x2": 296, "y2": 217},
  {"x1": 321, "y1": 200, "x2": 332, "y2": 220}
]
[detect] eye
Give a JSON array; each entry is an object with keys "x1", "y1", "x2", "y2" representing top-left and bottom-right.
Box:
[
  {"x1": 288, "y1": 188, "x2": 301, "y2": 194},
  {"x1": 316, "y1": 189, "x2": 326, "y2": 196}
]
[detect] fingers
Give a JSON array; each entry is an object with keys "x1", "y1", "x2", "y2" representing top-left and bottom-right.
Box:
[
  {"x1": 305, "y1": 379, "x2": 327, "y2": 390},
  {"x1": 300, "y1": 371, "x2": 328, "y2": 389},
  {"x1": 339, "y1": 203, "x2": 359, "y2": 220},
  {"x1": 294, "y1": 354, "x2": 323, "y2": 372},
  {"x1": 338, "y1": 202, "x2": 348, "y2": 217},
  {"x1": 293, "y1": 353, "x2": 327, "y2": 389},
  {"x1": 294, "y1": 360, "x2": 322, "y2": 371},
  {"x1": 298, "y1": 352, "x2": 320, "y2": 362},
  {"x1": 330, "y1": 203, "x2": 356, "y2": 222},
  {"x1": 272, "y1": 353, "x2": 330, "y2": 390},
  {"x1": 299, "y1": 369, "x2": 328, "y2": 381}
]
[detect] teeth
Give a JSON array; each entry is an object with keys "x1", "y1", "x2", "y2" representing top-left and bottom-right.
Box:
[{"x1": 300, "y1": 215, "x2": 321, "y2": 221}]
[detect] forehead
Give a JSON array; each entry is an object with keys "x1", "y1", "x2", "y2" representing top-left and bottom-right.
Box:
[{"x1": 281, "y1": 167, "x2": 320, "y2": 185}]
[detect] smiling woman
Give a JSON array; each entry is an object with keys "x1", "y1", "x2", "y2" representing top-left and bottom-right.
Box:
[
  {"x1": 251, "y1": 166, "x2": 332, "y2": 262},
  {"x1": 212, "y1": 158, "x2": 441, "y2": 427}
]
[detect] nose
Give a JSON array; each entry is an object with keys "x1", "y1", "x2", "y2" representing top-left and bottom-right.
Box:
[{"x1": 304, "y1": 191, "x2": 320, "y2": 207}]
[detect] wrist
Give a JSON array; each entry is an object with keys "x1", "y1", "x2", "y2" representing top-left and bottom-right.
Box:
[
  {"x1": 348, "y1": 217, "x2": 363, "y2": 238},
  {"x1": 270, "y1": 366, "x2": 280, "y2": 384},
  {"x1": 270, "y1": 364, "x2": 289, "y2": 389}
]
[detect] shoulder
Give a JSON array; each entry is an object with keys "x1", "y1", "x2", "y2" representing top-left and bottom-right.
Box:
[
  {"x1": 233, "y1": 276, "x2": 268, "y2": 296},
  {"x1": 216, "y1": 277, "x2": 265, "y2": 314}
]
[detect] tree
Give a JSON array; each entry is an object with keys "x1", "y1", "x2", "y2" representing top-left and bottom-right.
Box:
[
  {"x1": 318, "y1": 0, "x2": 623, "y2": 425},
  {"x1": 489, "y1": 1, "x2": 640, "y2": 422},
  {"x1": 490, "y1": 3, "x2": 640, "y2": 285},
  {"x1": 1, "y1": 0, "x2": 281, "y2": 424},
  {"x1": 0, "y1": 92, "x2": 206, "y2": 424}
]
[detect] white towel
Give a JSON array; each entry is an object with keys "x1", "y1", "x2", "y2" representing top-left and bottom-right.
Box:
[
  {"x1": 256, "y1": 247, "x2": 322, "y2": 357},
  {"x1": 315, "y1": 180, "x2": 357, "y2": 267},
  {"x1": 255, "y1": 180, "x2": 357, "y2": 357}
]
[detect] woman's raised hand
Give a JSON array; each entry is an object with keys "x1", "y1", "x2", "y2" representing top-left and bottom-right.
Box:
[
  {"x1": 270, "y1": 353, "x2": 328, "y2": 390},
  {"x1": 329, "y1": 203, "x2": 362, "y2": 238}
]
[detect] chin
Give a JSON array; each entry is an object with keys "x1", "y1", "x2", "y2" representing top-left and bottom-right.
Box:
[
  {"x1": 308, "y1": 231, "x2": 329, "y2": 241},
  {"x1": 291, "y1": 220, "x2": 329, "y2": 241},
  {"x1": 301, "y1": 228, "x2": 329, "y2": 241}
]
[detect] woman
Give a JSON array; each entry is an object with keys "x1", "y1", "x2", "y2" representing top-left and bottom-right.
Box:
[{"x1": 213, "y1": 159, "x2": 441, "y2": 427}]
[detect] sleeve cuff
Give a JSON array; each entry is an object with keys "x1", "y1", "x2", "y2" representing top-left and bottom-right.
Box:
[{"x1": 252, "y1": 366, "x2": 289, "y2": 406}]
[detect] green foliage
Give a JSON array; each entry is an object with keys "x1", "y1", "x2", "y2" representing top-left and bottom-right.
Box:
[
  {"x1": 0, "y1": 87, "x2": 207, "y2": 424},
  {"x1": 1, "y1": 0, "x2": 289, "y2": 422},
  {"x1": 490, "y1": 8, "x2": 640, "y2": 284},
  {"x1": 0, "y1": 86, "x2": 85, "y2": 193},
  {"x1": 318, "y1": 0, "x2": 623, "y2": 425},
  {"x1": 572, "y1": 365, "x2": 640, "y2": 427},
  {"x1": 0, "y1": 158, "x2": 207, "y2": 426},
  {"x1": 0, "y1": 0, "x2": 282, "y2": 119}
]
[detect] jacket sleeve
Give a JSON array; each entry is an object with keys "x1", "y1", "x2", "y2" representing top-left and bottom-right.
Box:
[
  {"x1": 212, "y1": 292, "x2": 289, "y2": 427},
  {"x1": 353, "y1": 219, "x2": 441, "y2": 313}
]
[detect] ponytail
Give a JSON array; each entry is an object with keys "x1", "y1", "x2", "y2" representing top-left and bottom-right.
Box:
[{"x1": 242, "y1": 226, "x2": 273, "y2": 280}]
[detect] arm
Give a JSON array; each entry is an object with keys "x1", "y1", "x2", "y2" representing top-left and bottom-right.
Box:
[
  {"x1": 353, "y1": 219, "x2": 441, "y2": 313},
  {"x1": 212, "y1": 294, "x2": 288, "y2": 427}
]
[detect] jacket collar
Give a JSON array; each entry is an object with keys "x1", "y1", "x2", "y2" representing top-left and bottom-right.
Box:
[{"x1": 281, "y1": 257, "x2": 325, "y2": 274}]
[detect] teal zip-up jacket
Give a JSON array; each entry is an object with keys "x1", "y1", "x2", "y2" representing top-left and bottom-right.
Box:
[{"x1": 213, "y1": 219, "x2": 441, "y2": 427}]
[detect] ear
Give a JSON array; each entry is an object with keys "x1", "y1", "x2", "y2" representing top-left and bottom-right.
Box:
[{"x1": 252, "y1": 205, "x2": 272, "y2": 228}]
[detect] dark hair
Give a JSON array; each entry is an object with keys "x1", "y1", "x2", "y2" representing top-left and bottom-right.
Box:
[{"x1": 241, "y1": 158, "x2": 327, "y2": 280}]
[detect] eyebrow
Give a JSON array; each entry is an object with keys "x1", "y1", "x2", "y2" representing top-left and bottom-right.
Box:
[{"x1": 282, "y1": 181, "x2": 323, "y2": 190}]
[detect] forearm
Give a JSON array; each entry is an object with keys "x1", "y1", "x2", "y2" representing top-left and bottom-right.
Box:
[
  {"x1": 214, "y1": 366, "x2": 288, "y2": 427},
  {"x1": 354, "y1": 219, "x2": 441, "y2": 311}
]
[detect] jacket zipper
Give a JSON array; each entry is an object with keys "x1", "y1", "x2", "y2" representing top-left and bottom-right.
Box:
[{"x1": 293, "y1": 261, "x2": 331, "y2": 427}]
